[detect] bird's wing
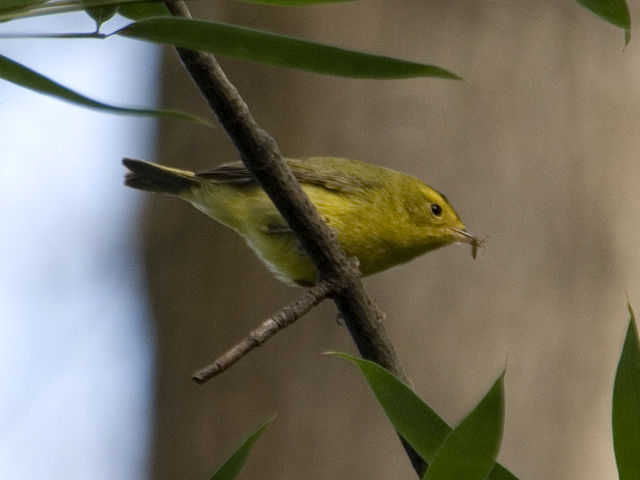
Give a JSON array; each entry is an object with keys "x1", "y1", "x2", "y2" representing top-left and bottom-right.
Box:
[{"x1": 196, "y1": 158, "x2": 379, "y2": 193}]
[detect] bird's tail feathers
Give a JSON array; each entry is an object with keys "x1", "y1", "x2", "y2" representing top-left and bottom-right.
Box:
[{"x1": 123, "y1": 158, "x2": 201, "y2": 195}]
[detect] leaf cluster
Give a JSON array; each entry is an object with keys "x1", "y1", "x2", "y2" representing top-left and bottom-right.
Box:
[
  {"x1": 218, "y1": 306, "x2": 640, "y2": 480},
  {"x1": 0, "y1": 0, "x2": 631, "y2": 120}
]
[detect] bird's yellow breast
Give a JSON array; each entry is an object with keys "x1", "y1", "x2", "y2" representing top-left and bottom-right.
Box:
[
  {"x1": 123, "y1": 156, "x2": 474, "y2": 286},
  {"x1": 190, "y1": 178, "x2": 456, "y2": 286}
]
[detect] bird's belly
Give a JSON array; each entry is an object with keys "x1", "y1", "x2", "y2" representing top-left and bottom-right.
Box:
[{"x1": 243, "y1": 231, "x2": 318, "y2": 286}]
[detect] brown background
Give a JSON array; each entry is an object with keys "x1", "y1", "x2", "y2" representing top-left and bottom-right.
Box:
[{"x1": 134, "y1": 1, "x2": 640, "y2": 479}]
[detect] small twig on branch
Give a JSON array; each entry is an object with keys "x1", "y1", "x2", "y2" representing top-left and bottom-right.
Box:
[{"x1": 193, "y1": 281, "x2": 333, "y2": 383}]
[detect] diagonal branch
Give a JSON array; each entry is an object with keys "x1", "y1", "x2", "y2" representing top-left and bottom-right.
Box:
[
  {"x1": 163, "y1": 0, "x2": 426, "y2": 476},
  {"x1": 162, "y1": 0, "x2": 406, "y2": 382}
]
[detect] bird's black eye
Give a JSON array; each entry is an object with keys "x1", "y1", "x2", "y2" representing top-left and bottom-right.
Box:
[{"x1": 430, "y1": 203, "x2": 443, "y2": 216}]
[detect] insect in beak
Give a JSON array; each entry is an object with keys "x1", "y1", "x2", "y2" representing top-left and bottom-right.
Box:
[{"x1": 449, "y1": 227, "x2": 482, "y2": 259}]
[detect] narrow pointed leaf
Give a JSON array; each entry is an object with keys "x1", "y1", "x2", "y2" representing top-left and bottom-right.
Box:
[
  {"x1": 1, "y1": 0, "x2": 46, "y2": 10},
  {"x1": 209, "y1": 417, "x2": 274, "y2": 480},
  {"x1": 0, "y1": 0, "x2": 47, "y2": 19},
  {"x1": 0, "y1": 0, "x2": 162, "y2": 25},
  {"x1": 331, "y1": 352, "x2": 450, "y2": 459},
  {"x1": 486, "y1": 464, "x2": 520, "y2": 480},
  {"x1": 118, "y1": 1, "x2": 168, "y2": 20},
  {"x1": 115, "y1": 17, "x2": 460, "y2": 79},
  {"x1": 1, "y1": 0, "x2": 44, "y2": 8},
  {"x1": 575, "y1": 0, "x2": 631, "y2": 45},
  {"x1": 423, "y1": 373, "x2": 505, "y2": 480},
  {"x1": 0, "y1": 54, "x2": 208, "y2": 123},
  {"x1": 612, "y1": 304, "x2": 640, "y2": 479},
  {"x1": 85, "y1": 4, "x2": 119, "y2": 29},
  {"x1": 330, "y1": 353, "x2": 518, "y2": 480}
]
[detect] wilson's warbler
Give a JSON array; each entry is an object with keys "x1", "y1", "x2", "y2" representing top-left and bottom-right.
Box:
[{"x1": 123, "y1": 156, "x2": 479, "y2": 286}]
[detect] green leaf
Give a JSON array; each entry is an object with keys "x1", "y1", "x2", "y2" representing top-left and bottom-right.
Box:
[
  {"x1": 118, "y1": 1, "x2": 169, "y2": 20},
  {"x1": 330, "y1": 353, "x2": 518, "y2": 480},
  {"x1": 1, "y1": 0, "x2": 46, "y2": 11},
  {"x1": 85, "y1": 4, "x2": 119, "y2": 30},
  {"x1": 209, "y1": 417, "x2": 274, "y2": 480},
  {"x1": 486, "y1": 464, "x2": 521, "y2": 480},
  {"x1": 115, "y1": 17, "x2": 461, "y2": 80},
  {"x1": 0, "y1": 0, "x2": 47, "y2": 19},
  {"x1": 0, "y1": 54, "x2": 208, "y2": 124},
  {"x1": 423, "y1": 373, "x2": 505, "y2": 480},
  {"x1": 0, "y1": 0, "x2": 44, "y2": 8},
  {"x1": 612, "y1": 304, "x2": 640, "y2": 480},
  {"x1": 575, "y1": 0, "x2": 631, "y2": 45},
  {"x1": 331, "y1": 352, "x2": 450, "y2": 460},
  {"x1": 0, "y1": 0, "x2": 159, "y2": 22}
]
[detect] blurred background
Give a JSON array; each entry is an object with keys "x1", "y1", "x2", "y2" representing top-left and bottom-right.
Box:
[
  {"x1": 0, "y1": 12, "x2": 157, "y2": 480},
  {"x1": 2, "y1": 1, "x2": 640, "y2": 479}
]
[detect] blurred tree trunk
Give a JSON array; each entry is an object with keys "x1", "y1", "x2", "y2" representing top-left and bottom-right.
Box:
[{"x1": 139, "y1": 1, "x2": 640, "y2": 479}]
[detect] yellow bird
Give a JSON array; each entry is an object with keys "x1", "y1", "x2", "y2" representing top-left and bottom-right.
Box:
[{"x1": 123, "y1": 156, "x2": 479, "y2": 286}]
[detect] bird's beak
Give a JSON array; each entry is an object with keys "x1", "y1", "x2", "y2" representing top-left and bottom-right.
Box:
[{"x1": 449, "y1": 227, "x2": 482, "y2": 259}]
